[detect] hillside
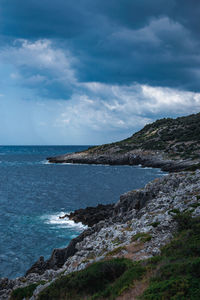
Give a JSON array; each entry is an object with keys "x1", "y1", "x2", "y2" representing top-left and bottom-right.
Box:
[
  {"x1": 48, "y1": 112, "x2": 200, "y2": 171},
  {"x1": 87, "y1": 112, "x2": 200, "y2": 159},
  {"x1": 2, "y1": 112, "x2": 200, "y2": 299},
  {"x1": 0, "y1": 113, "x2": 200, "y2": 300},
  {"x1": 6, "y1": 170, "x2": 200, "y2": 299}
]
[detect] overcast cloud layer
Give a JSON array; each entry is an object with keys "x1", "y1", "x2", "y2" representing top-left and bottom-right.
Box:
[{"x1": 0, "y1": 0, "x2": 200, "y2": 144}]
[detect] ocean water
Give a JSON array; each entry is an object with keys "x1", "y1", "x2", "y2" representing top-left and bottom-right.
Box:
[{"x1": 0, "y1": 146, "x2": 166, "y2": 278}]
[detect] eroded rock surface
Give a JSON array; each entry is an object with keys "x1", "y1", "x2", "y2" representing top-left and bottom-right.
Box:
[
  {"x1": 2, "y1": 170, "x2": 200, "y2": 299},
  {"x1": 47, "y1": 150, "x2": 194, "y2": 172}
]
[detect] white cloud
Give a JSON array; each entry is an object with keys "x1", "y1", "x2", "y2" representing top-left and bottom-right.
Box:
[
  {"x1": 51, "y1": 82, "x2": 200, "y2": 144},
  {"x1": 0, "y1": 39, "x2": 77, "y2": 88},
  {"x1": 1, "y1": 38, "x2": 200, "y2": 144},
  {"x1": 141, "y1": 85, "x2": 200, "y2": 113}
]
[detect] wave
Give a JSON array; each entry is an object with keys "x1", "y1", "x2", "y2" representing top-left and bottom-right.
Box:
[
  {"x1": 41, "y1": 212, "x2": 88, "y2": 230},
  {"x1": 142, "y1": 166, "x2": 153, "y2": 169},
  {"x1": 40, "y1": 160, "x2": 51, "y2": 165},
  {"x1": 41, "y1": 161, "x2": 115, "y2": 167}
]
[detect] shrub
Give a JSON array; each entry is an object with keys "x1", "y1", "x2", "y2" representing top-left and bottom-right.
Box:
[
  {"x1": 10, "y1": 282, "x2": 45, "y2": 300},
  {"x1": 141, "y1": 216, "x2": 200, "y2": 299},
  {"x1": 38, "y1": 258, "x2": 146, "y2": 300}
]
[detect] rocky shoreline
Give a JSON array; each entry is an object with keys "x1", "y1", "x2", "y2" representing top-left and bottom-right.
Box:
[
  {"x1": 1, "y1": 169, "x2": 200, "y2": 299},
  {"x1": 60, "y1": 204, "x2": 114, "y2": 227},
  {"x1": 47, "y1": 149, "x2": 197, "y2": 172}
]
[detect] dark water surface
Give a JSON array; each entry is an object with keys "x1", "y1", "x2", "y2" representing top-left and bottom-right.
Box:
[{"x1": 0, "y1": 146, "x2": 166, "y2": 278}]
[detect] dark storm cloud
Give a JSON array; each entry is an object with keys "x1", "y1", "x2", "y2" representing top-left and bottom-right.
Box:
[{"x1": 0, "y1": 0, "x2": 200, "y2": 91}]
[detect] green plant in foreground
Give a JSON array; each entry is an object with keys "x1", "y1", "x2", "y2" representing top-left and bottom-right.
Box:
[
  {"x1": 11, "y1": 213, "x2": 200, "y2": 300},
  {"x1": 140, "y1": 214, "x2": 200, "y2": 299},
  {"x1": 37, "y1": 258, "x2": 145, "y2": 300},
  {"x1": 10, "y1": 281, "x2": 45, "y2": 300}
]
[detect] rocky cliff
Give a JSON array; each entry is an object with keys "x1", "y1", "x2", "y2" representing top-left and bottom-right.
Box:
[
  {"x1": 47, "y1": 112, "x2": 200, "y2": 172},
  {"x1": 2, "y1": 113, "x2": 200, "y2": 299},
  {"x1": 2, "y1": 170, "x2": 200, "y2": 299}
]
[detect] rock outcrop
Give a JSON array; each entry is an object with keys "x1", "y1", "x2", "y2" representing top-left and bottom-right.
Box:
[
  {"x1": 2, "y1": 170, "x2": 200, "y2": 299},
  {"x1": 63, "y1": 204, "x2": 114, "y2": 227},
  {"x1": 47, "y1": 151, "x2": 195, "y2": 172},
  {"x1": 47, "y1": 112, "x2": 200, "y2": 171}
]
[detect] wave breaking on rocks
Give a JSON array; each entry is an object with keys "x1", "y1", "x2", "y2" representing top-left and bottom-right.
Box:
[{"x1": 1, "y1": 170, "x2": 200, "y2": 299}]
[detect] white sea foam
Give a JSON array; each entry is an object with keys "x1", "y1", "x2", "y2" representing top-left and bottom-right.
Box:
[
  {"x1": 40, "y1": 161, "x2": 76, "y2": 165},
  {"x1": 41, "y1": 160, "x2": 51, "y2": 165},
  {"x1": 41, "y1": 212, "x2": 88, "y2": 230},
  {"x1": 41, "y1": 159, "x2": 112, "y2": 166}
]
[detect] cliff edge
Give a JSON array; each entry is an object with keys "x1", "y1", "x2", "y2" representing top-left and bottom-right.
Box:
[{"x1": 48, "y1": 112, "x2": 200, "y2": 172}]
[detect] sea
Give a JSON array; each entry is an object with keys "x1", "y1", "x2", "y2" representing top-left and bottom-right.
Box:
[{"x1": 0, "y1": 146, "x2": 166, "y2": 278}]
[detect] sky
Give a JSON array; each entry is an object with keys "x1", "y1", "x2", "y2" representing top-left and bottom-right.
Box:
[{"x1": 0, "y1": 0, "x2": 200, "y2": 145}]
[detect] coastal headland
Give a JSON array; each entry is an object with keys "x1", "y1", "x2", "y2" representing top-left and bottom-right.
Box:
[
  {"x1": 47, "y1": 112, "x2": 200, "y2": 172},
  {"x1": 1, "y1": 113, "x2": 200, "y2": 299}
]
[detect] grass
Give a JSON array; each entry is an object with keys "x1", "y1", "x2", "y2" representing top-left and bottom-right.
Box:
[
  {"x1": 11, "y1": 213, "x2": 200, "y2": 300},
  {"x1": 131, "y1": 232, "x2": 152, "y2": 243},
  {"x1": 140, "y1": 213, "x2": 200, "y2": 299},
  {"x1": 37, "y1": 258, "x2": 146, "y2": 300},
  {"x1": 10, "y1": 281, "x2": 45, "y2": 300},
  {"x1": 84, "y1": 113, "x2": 200, "y2": 163}
]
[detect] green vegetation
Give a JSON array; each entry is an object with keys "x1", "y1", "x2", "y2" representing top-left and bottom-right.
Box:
[
  {"x1": 86, "y1": 112, "x2": 200, "y2": 161},
  {"x1": 131, "y1": 232, "x2": 152, "y2": 243},
  {"x1": 190, "y1": 202, "x2": 200, "y2": 208},
  {"x1": 10, "y1": 282, "x2": 45, "y2": 300},
  {"x1": 168, "y1": 208, "x2": 180, "y2": 214},
  {"x1": 105, "y1": 246, "x2": 126, "y2": 256},
  {"x1": 37, "y1": 258, "x2": 145, "y2": 300},
  {"x1": 11, "y1": 213, "x2": 200, "y2": 300},
  {"x1": 140, "y1": 213, "x2": 200, "y2": 299},
  {"x1": 112, "y1": 237, "x2": 122, "y2": 245},
  {"x1": 149, "y1": 221, "x2": 160, "y2": 228}
]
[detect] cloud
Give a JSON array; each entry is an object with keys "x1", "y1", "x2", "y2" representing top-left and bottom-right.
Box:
[
  {"x1": 0, "y1": 37, "x2": 200, "y2": 144},
  {"x1": 0, "y1": 39, "x2": 77, "y2": 99},
  {"x1": 42, "y1": 83, "x2": 200, "y2": 144},
  {"x1": 1, "y1": 79, "x2": 200, "y2": 144},
  {"x1": 1, "y1": 1, "x2": 200, "y2": 91},
  {"x1": 0, "y1": 1, "x2": 200, "y2": 144}
]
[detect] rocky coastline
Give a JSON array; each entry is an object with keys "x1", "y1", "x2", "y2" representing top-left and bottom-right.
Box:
[
  {"x1": 1, "y1": 169, "x2": 200, "y2": 299},
  {"x1": 47, "y1": 150, "x2": 197, "y2": 172},
  {"x1": 2, "y1": 113, "x2": 200, "y2": 299},
  {"x1": 60, "y1": 204, "x2": 114, "y2": 227},
  {"x1": 47, "y1": 112, "x2": 200, "y2": 173}
]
